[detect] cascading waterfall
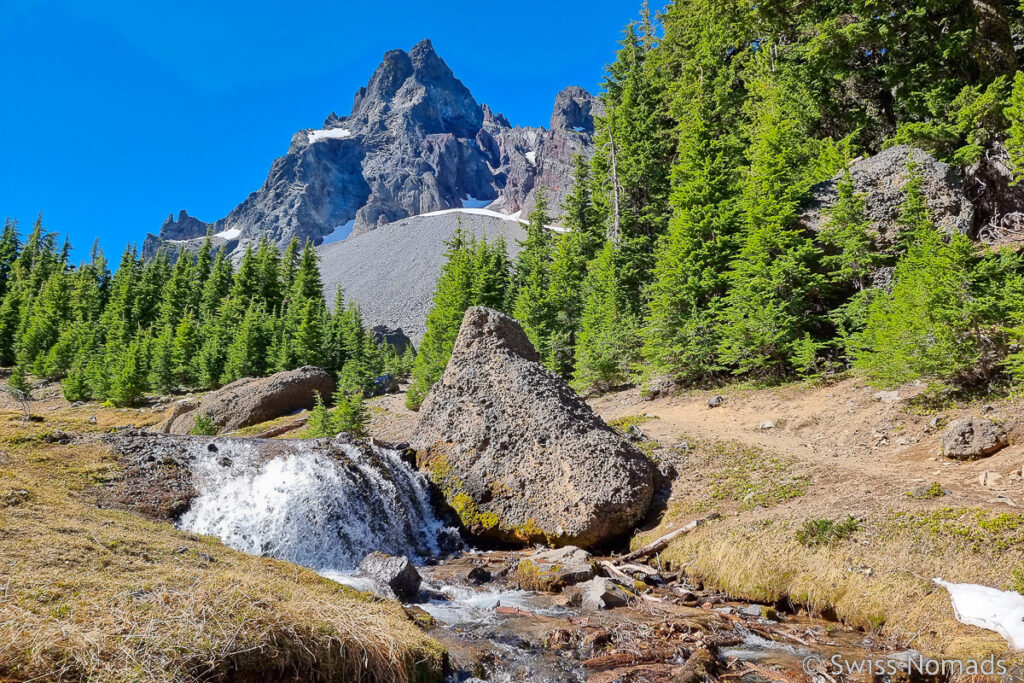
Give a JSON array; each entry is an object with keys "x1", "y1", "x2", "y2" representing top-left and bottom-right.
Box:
[{"x1": 177, "y1": 438, "x2": 458, "y2": 571}]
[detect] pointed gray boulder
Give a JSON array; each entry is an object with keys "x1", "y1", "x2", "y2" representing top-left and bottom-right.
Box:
[{"x1": 410, "y1": 307, "x2": 655, "y2": 549}]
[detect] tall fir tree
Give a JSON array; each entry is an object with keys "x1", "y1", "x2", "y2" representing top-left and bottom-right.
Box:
[
  {"x1": 642, "y1": 88, "x2": 743, "y2": 383},
  {"x1": 573, "y1": 242, "x2": 638, "y2": 392}
]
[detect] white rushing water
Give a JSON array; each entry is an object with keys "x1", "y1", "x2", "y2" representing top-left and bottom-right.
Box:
[{"x1": 177, "y1": 439, "x2": 458, "y2": 571}]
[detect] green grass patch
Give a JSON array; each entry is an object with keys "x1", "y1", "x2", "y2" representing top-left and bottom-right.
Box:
[
  {"x1": 796, "y1": 516, "x2": 859, "y2": 547},
  {"x1": 705, "y1": 441, "x2": 810, "y2": 510},
  {"x1": 888, "y1": 507, "x2": 1024, "y2": 554},
  {"x1": 906, "y1": 482, "x2": 948, "y2": 499},
  {"x1": 607, "y1": 413, "x2": 657, "y2": 433}
]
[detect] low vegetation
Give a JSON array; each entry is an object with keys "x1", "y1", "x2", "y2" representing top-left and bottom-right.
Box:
[
  {"x1": 188, "y1": 411, "x2": 218, "y2": 436},
  {"x1": 795, "y1": 516, "x2": 860, "y2": 547},
  {"x1": 704, "y1": 441, "x2": 810, "y2": 511}
]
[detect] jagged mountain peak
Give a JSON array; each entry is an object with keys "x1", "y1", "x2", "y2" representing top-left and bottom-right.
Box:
[
  {"x1": 349, "y1": 39, "x2": 481, "y2": 138},
  {"x1": 144, "y1": 41, "x2": 600, "y2": 261}
]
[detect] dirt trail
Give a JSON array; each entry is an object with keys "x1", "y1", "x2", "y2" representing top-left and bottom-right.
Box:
[{"x1": 590, "y1": 377, "x2": 1024, "y2": 515}]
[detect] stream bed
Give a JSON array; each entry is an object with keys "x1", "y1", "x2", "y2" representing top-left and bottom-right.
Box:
[
  {"x1": 166, "y1": 435, "x2": 927, "y2": 682},
  {"x1": 384, "y1": 552, "x2": 923, "y2": 683}
]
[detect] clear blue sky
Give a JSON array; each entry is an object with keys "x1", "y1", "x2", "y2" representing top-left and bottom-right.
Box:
[{"x1": 0, "y1": 0, "x2": 639, "y2": 261}]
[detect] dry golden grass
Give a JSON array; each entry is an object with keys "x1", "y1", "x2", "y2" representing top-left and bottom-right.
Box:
[
  {"x1": 634, "y1": 437, "x2": 1024, "y2": 659},
  {"x1": 0, "y1": 408, "x2": 444, "y2": 682}
]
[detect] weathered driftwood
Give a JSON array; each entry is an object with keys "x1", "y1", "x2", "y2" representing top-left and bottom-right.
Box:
[
  {"x1": 581, "y1": 646, "x2": 679, "y2": 671},
  {"x1": 599, "y1": 560, "x2": 638, "y2": 585},
  {"x1": 617, "y1": 513, "x2": 720, "y2": 564},
  {"x1": 618, "y1": 562, "x2": 660, "y2": 576}
]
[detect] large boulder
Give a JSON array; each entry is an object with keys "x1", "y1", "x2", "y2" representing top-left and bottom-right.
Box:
[
  {"x1": 941, "y1": 417, "x2": 1008, "y2": 460},
  {"x1": 803, "y1": 146, "x2": 975, "y2": 247},
  {"x1": 410, "y1": 307, "x2": 655, "y2": 549},
  {"x1": 156, "y1": 366, "x2": 334, "y2": 435}
]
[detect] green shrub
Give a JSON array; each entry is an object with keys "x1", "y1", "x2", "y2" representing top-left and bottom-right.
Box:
[
  {"x1": 796, "y1": 516, "x2": 859, "y2": 547},
  {"x1": 189, "y1": 412, "x2": 218, "y2": 436},
  {"x1": 906, "y1": 482, "x2": 948, "y2": 499},
  {"x1": 334, "y1": 393, "x2": 368, "y2": 438},
  {"x1": 305, "y1": 392, "x2": 335, "y2": 438}
]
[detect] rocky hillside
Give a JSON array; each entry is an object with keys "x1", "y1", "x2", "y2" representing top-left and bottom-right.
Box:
[
  {"x1": 318, "y1": 210, "x2": 528, "y2": 343},
  {"x1": 142, "y1": 40, "x2": 600, "y2": 260}
]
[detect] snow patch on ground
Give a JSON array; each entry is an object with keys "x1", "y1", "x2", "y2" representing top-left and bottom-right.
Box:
[
  {"x1": 419, "y1": 207, "x2": 564, "y2": 233},
  {"x1": 525, "y1": 151, "x2": 537, "y2": 165},
  {"x1": 322, "y1": 219, "x2": 356, "y2": 245},
  {"x1": 307, "y1": 128, "x2": 353, "y2": 143},
  {"x1": 213, "y1": 228, "x2": 241, "y2": 240},
  {"x1": 934, "y1": 579, "x2": 1024, "y2": 650}
]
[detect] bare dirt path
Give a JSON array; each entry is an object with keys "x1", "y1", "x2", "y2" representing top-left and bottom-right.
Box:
[{"x1": 589, "y1": 376, "x2": 1024, "y2": 515}]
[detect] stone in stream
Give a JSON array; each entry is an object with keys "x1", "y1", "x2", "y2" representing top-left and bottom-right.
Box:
[
  {"x1": 941, "y1": 417, "x2": 1008, "y2": 460},
  {"x1": 155, "y1": 366, "x2": 335, "y2": 435},
  {"x1": 357, "y1": 552, "x2": 422, "y2": 602},
  {"x1": 466, "y1": 566, "x2": 491, "y2": 585},
  {"x1": 575, "y1": 577, "x2": 631, "y2": 611},
  {"x1": 517, "y1": 546, "x2": 595, "y2": 591},
  {"x1": 411, "y1": 307, "x2": 655, "y2": 549}
]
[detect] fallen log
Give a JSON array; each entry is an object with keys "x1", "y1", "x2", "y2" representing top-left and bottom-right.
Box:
[
  {"x1": 599, "y1": 561, "x2": 639, "y2": 585},
  {"x1": 251, "y1": 417, "x2": 308, "y2": 439},
  {"x1": 617, "y1": 513, "x2": 721, "y2": 564},
  {"x1": 618, "y1": 562, "x2": 660, "y2": 577},
  {"x1": 673, "y1": 643, "x2": 716, "y2": 683},
  {"x1": 581, "y1": 646, "x2": 679, "y2": 671}
]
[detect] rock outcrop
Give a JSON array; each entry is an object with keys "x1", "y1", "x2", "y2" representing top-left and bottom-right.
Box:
[
  {"x1": 156, "y1": 366, "x2": 334, "y2": 435},
  {"x1": 411, "y1": 307, "x2": 655, "y2": 549},
  {"x1": 802, "y1": 145, "x2": 975, "y2": 246},
  {"x1": 142, "y1": 40, "x2": 599, "y2": 261},
  {"x1": 941, "y1": 417, "x2": 1008, "y2": 460}
]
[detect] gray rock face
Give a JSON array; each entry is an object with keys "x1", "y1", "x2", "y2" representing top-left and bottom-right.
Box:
[
  {"x1": 371, "y1": 326, "x2": 413, "y2": 355},
  {"x1": 144, "y1": 40, "x2": 598, "y2": 261},
  {"x1": 357, "y1": 552, "x2": 422, "y2": 602},
  {"x1": 411, "y1": 307, "x2": 656, "y2": 549},
  {"x1": 517, "y1": 546, "x2": 596, "y2": 591},
  {"x1": 803, "y1": 146, "x2": 975, "y2": 246},
  {"x1": 156, "y1": 366, "x2": 334, "y2": 435},
  {"x1": 941, "y1": 417, "x2": 1008, "y2": 460},
  {"x1": 160, "y1": 210, "x2": 210, "y2": 241}
]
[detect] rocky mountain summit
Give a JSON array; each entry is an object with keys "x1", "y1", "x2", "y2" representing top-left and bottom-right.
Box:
[{"x1": 143, "y1": 40, "x2": 601, "y2": 260}]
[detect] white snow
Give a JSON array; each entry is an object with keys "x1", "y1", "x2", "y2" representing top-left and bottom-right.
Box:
[
  {"x1": 213, "y1": 228, "x2": 241, "y2": 240},
  {"x1": 525, "y1": 150, "x2": 537, "y2": 165},
  {"x1": 419, "y1": 206, "x2": 565, "y2": 233},
  {"x1": 307, "y1": 128, "x2": 353, "y2": 143},
  {"x1": 572, "y1": 126, "x2": 587, "y2": 132},
  {"x1": 934, "y1": 579, "x2": 1024, "y2": 650},
  {"x1": 322, "y1": 219, "x2": 356, "y2": 245}
]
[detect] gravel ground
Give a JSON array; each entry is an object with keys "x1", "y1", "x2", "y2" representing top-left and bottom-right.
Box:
[{"x1": 317, "y1": 211, "x2": 526, "y2": 343}]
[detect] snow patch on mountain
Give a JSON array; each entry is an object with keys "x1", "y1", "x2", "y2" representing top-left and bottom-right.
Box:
[{"x1": 307, "y1": 128, "x2": 354, "y2": 143}]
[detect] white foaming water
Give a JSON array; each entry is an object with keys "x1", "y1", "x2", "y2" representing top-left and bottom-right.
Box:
[{"x1": 178, "y1": 439, "x2": 457, "y2": 571}]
